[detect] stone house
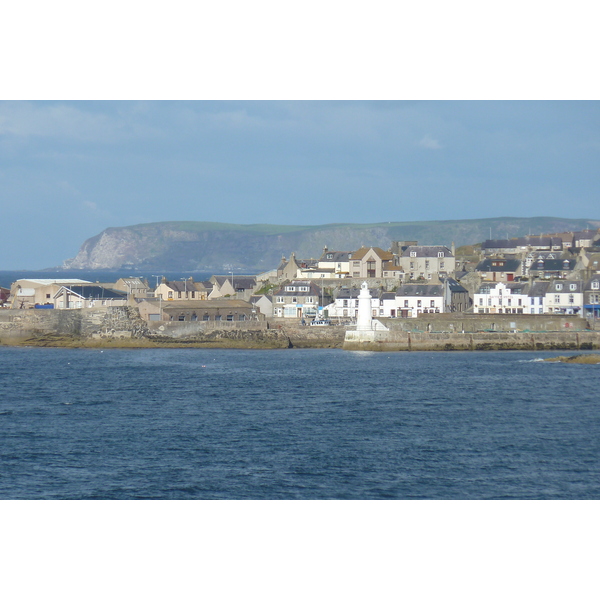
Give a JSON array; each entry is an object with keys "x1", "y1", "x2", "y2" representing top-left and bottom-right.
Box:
[
  {"x1": 475, "y1": 258, "x2": 522, "y2": 282},
  {"x1": 398, "y1": 246, "x2": 455, "y2": 280},
  {"x1": 272, "y1": 280, "x2": 329, "y2": 319},
  {"x1": 441, "y1": 277, "x2": 471, "y2": 313},
  {"x1": 112, "y1": 277, "x2": 150, "y2": 298},
  {"x1": 137, "y1": 298, "x2": 263, "y2": 322},
  {"x1": 349, "y1": 247, "x2": 394, "y2": 278},
  {"x1": 208, "y1": 275, "x2": 257, "y2": 301},
  {"x1": 155, "y1": 278, "x2": 208, "y2": 301}
]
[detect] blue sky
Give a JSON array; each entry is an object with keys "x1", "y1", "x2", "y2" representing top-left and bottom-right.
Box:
[{"x1": 1, "y1": 100, "x2": 599, "y2": 269}]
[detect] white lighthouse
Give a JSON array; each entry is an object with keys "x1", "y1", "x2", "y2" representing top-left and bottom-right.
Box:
[{"x1": 356, "y1": 281, "x2": 373, "y2": 331}]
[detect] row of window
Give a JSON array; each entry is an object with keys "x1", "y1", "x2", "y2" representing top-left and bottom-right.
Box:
[{"x1": 171, "y1": 313, "x2": 248, "y2": 321}]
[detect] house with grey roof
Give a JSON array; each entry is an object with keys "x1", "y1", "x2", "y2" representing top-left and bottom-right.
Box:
[
  {"x1": 441, "y1": 277, "x2": 471, "y2": 313},
  {"x1": 317, "y1": 248, "x2": 352, "y2": 276},
  {"x1": 527, "y1": 281, "x2": 550, "y2": 314},
  {"x1": 544, "y1": 280, "x2": 584, "y2": 315},
  {"x1": 398, "y1": 246, "x2": 455, "y2": 281},
  {"x1": 208, "y1": 275, "x2": 257, "y2": 301},
  {"x1": 395, "y1": 284, "x2": 444, "y2": 318},
  {"x1": 473, "y1": 281, "x2": 529, "y2": 315},
  {"x1": 583, "y1": 276, "x2": 600, "y2": 318},
  {"x1": 475, "y1": 258, "x2": 522, "y2": 282},
  {"x1": 272, "y1": 280, "x2": 329, "y2": 319},
  {"x1": 527, "y1": 256, "x2": 577, "y2": 279}
]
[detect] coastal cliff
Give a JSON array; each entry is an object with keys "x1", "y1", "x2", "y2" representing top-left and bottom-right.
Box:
[{"x1": 60, "y1": 217, "x2": 600, "y2": 271}]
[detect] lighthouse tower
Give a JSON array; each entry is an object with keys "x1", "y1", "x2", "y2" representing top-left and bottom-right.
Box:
[{"x1": 356, "y1": 281, "x2": 373, "y2": 331}]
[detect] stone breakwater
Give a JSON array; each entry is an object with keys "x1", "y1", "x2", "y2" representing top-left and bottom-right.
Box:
[{"x1": 1, "y1": 307, "x2": 600, "y2": 351}]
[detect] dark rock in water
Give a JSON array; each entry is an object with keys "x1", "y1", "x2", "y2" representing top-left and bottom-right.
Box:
[{"x1": 545, "y1": 354, "x2": 600, "y2": 364}]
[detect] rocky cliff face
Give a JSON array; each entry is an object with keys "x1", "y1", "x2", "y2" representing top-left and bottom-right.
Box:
[{"x1": 62, "y1": 218, "x2": 600, "y2": 271}]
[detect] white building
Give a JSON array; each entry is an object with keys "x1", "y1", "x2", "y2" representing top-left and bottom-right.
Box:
[
  {"x1": 544, "y1": 280, "x2": 584, "y2": 315},
  {"x1": 474, "y1": 282, "x2": 529, "y2": 315},
  {"x1": 395, "y1": 284, "x2": 444, "y2": 318}
]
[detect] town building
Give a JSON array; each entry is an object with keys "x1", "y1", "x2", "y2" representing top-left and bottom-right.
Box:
[
  {"x1": 544, "y1": 280, "x2": 584, "y2": 315},
  {"x1": 474, "y1": 281, "x2": 529, "y2": 314},
  {"x1": 398, "y1": 245, "x2": 455, "y2": 280},
  {"x1": 272, "y1": 280, "x2": 329, "y2": 319},
  {"x1": 395, "y1": 284, "x2": 444, "y2": 318}
]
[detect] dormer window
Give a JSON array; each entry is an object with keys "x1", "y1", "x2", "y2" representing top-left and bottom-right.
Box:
[
  {"x1": 570, "y1": 284, "x2": 577, "y2": 291},
  {"x1": 286, "y1": 286, "x2": 295, "y2": 292},
  {"x1": 592, "y1": 281, "x2": 600, "y2": 290},
  {"x1": 326, "y1": 253, "x2": 333, "y2": 260},
  {"x1": 556, "y1": 283, "x2": 563, "y2": 291},
  {"x1": 438, "y1": 252, "x2": 444, "y2": 257},
  {"x1": 410, "y1": 251, "x2": 416, "y2": 257}
]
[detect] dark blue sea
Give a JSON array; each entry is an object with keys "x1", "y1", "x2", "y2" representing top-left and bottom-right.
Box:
[{"x1": 1, "y1": 347, "x2": 599, "y2": 499}]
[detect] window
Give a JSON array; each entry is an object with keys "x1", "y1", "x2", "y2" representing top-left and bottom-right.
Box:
[
  {"x1": 417, "y1": 299, "x2": 422, "y2": 307},
  {"x1": 554, "y1": 295, "x2": 560, "y2": 303},
  {"x1": 168, "y1": 291, "x2": 173, "y2": 298},
  {"x1": 410, "y1": 251, "x2": 416, "y2": 257},
  {"x1": 286, "y1": 286, "x2": 295, "y2": 292},
  {"x1": 570, "y1": 284, "x2": 576, "y2": 291},
  {"x1": 191, "y1": 313, "x2": 197, "y2": 321},
  {"x1": 438, "y1": 252, "x2": 444, "y2": 257},
  {"x1": 178, "y1": 314, "x2": 185, "y2": 321},
  {"x1": 425, "y1": 261, "x2": 430, "y2": 269},
  {"x1": 299, "y1": 286, "x2": 309, "y2": 292},
  {"x1": 292, "y1": 297, "x2": 297, "y2": 303},
  {"x1": 404, "y1": 300, "x2": 409, "y2": 307},
  {"x1": 343, "y1": 299, "x2": 348, "y2": 307},
  {"x1": 410, "y1": 262, "x2": 415, "y2": 269},
  {"x1": 215, "y1": 315, "x2": 222, "y2": 321},
  {"x1": 556, "y1": 283, "x2": 563, "y2": 291},
  {"x1": 326, "y1": 253, "x2": 333, "y2": 260},
  {"x1": 592, "y1": 281, "x2": 599, "y2": 290},
  {"x1": 430, "y1": 300, "x2": 435, "y2": 307},
  {"x1": 178, "y1": 291, "x2": 182, "y2": 298},
  {"x1": 440, "y1": 262, "x2": 445, "y2": 269},
  {"x1": 239, "y1": 314, "x2": 246, "y2": 321},
  {"x1": 479, "y1": 298, "x2": 483, "y2": 306},
  {"x1": 191, "y1": 291, "x2": 195, "y2": 298},
  {"x1": 203, "y1": 314, "x2": 210, "y2": 321},
  {"x1": 568, "y1": 294, "x2": 574, "y2": 303},
  {"x1": 226, "y1": 314, "x2": 234, "y2": 321}
]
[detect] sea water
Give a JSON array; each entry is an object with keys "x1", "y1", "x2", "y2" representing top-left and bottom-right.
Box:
[{"x1": 1, "y1": 346, "x2": 598, "y2": 499}]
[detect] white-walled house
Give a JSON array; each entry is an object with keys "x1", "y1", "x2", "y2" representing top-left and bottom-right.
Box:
[
  {"x1": 527, "y1": 281, "x2": 549, "y2": 315},
  {"x1": 395, "y1": 284, "x2": 444, "y2": 318},
  {"x1": 544, "y1": 280, "x2": 584, "y2": 315},
  {"x1": 473, "y1": 282, "x2": 529, "y2": 315}
]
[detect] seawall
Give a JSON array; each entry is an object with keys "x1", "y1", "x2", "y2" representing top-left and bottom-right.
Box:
[{"x1": 2, "y1": 307, "x2": 600, "y2": 351}]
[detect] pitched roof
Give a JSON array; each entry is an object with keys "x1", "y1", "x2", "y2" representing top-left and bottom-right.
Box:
[
  {"x1": 350, "y1": 246, "x2": 393, "y2": 261},
  {"x1": 475, "y1": 258, "x2": 521, "y2": 272},
  {"x1": 401, "y1": 245, "x2": 453, "y2": 258},
  {"x1": 54, "y1": 285, "x2": 126, "y2": 299},
  {"x1": 396, "y1": 284, "x2": 443, "y2": 297},
  {"x1": 318, "y1": 250, "x2": 352, "y2": 262}
]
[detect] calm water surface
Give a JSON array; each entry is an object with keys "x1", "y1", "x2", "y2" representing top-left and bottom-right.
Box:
[{"x1": 1, "y1": 347, "x2": 598, "y2": 499}]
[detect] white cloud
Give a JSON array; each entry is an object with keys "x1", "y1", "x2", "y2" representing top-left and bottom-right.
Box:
[
  {"x1": 82, "y1": 200, "x2": 97, "y2": 211},
  {"x1": 419, "y1": 134, "x2": 442, "y2": 149}
]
